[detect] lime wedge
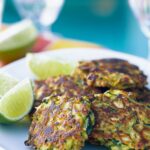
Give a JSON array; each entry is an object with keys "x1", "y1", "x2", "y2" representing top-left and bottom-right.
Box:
[
  {"x1": 26, "y1": 53, "x2": 77, "y2": 79},
  {"x1": 0, "y1": 72, "x2": 18, "y2": 97},
  {"x1": 0, "y1": 79, "x2": 34, "y2": 123},
  {"x1": 0, "y1": 20, "x2": 38, "y2": 63}
]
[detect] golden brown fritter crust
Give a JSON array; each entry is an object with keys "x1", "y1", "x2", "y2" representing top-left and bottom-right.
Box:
[
  {"x1": 89, "y1": 90, "x2": 150, "y2": 149},
  {"x1": 126, "y1": 87, "x2": 150, "y2": 107},
  {"x1": 73, "y1": 59, "x2": 147, "y2": 89},
  {"x1": 33, "y1": 75, "x2": 101, "y2": 108},
  {"x1": 25, "y1": 95, "x2": 94, "y2": 150}
]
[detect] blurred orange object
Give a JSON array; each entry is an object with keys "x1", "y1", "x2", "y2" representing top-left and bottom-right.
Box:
[
  {"x1": 46, "y1": 38, "x2": 100, "y2": 50},
  {"x1": 0, "y1": 25, "x2": 7, "y2": 31},
  {"x1": 0, "y1": 61, "x2": 4, "y2": 67}
]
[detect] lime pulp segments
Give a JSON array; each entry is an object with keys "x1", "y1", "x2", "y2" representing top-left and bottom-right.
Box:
[
  {"x1": 0, "y1": 72, "x2": 18, "y2": 97},
  {"x1": 0, "y1": 79, "x2": 34, "y2": 123},
  {"x1": 26, "y1": 53, "x2": 78, "y2": 80}
]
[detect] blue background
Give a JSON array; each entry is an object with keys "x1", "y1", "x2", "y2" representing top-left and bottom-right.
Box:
[{"x1": 4, "y1": 0, "x2": 148, "y2": 58}]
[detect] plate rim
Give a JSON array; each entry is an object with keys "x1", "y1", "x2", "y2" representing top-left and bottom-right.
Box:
[{"x1": 1, "y1": 47, "x2": 150, "y2": 71}]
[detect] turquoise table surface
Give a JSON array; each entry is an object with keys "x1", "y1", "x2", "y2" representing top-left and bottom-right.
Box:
[{"x1": 4, "y1": 0, "x2": 148, "y2": 58}]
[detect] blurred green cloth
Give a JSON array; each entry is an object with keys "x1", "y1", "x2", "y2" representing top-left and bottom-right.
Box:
[{"x1": 3, "y1": 0, "x2": 148, "y2": 58}]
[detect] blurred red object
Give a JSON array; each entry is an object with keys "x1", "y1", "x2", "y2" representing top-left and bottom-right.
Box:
[
  {"x1": 0, "y1": 61, "x2": 4, "y2": 67},
  {"x1": 32, "y1": 36, "x2": 51, "y2": 52}
]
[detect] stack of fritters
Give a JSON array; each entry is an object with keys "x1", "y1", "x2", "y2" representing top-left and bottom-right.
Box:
[
  {"x1": 26, "y1": 76, "x2": 99, "y2": 149},
  {"x1": 26, "y1": 58, "x2": 150, "y2": 150},
  {"x1": 74, "y1": 58, "x2": 150, "y2": 149}
]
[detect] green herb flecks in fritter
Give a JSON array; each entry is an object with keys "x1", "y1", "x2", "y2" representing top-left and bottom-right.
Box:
[
  {"x1": 33, "y1": 75, "x2": 101, "y2": 108},
  {"x1": 89, "y1": 90, "x2": 150, "y2": 149},
  {"x1": 126, "y1": 87, "x2": 150, "y2": 107},
  {"x1": 73, "y1": 59, "x2": 147, "y2": 89},
  {"x1": 26, "y1": 95, "x2": 95, "y2": 150}
]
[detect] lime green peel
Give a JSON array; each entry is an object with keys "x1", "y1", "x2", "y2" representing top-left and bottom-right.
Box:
[
  {"x1": 0, "y1": 72, "x2": 18, "y2": 97},
  {"x1": 26, "y1": 53, "x2": 78, "y2": 80},
  {"x1": 0, "y1": 79, "x2": 34, "y2": 123}
]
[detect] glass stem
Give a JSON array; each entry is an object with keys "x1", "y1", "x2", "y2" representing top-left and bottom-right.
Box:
[
  {"x1": 38, "y1": 25, "x2": 59, "y2": 41},
  {"x1": 148, "y1": 39, "x2": 150, "y2": 60},
  {"x1": 0, "y1": 0, "x2": 4, "y2": 31}
]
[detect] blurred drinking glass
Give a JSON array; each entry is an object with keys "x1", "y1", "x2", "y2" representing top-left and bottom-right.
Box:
[
  {"x1": 0, "y1": 0, "x2": 4, "y2": 31},
  {"x1": 0, "y1": 146, "x2": 6, "y2": 150},
  {"x1": 129, "y1": 0, "x2": 150, "y2": 60},
  {"x1": 14, "y1": 0, "x2": 64, "y2": 38}
]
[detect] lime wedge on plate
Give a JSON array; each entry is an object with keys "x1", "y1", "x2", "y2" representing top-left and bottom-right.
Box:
[
  {"x1": 0, "y1": 79, "x2": 34, "y2": 123},
  {"x1": 0, "y1": 20, "x2": 38, "y2": 63},
  {"x1": 26, "y1": 53, "x2": 78, "y2": 79},
  {"x1": 0, "y1": 72, "x2": 18, "y2": 97}
]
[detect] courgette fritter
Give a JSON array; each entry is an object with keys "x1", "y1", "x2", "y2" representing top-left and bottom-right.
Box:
[
  {"x1": 73, "y1": 59, "x2": 147, "y2": 89},
  {"x1": 126, "y1": 87, "x2": 150, "y2": 107},
  {"x1": 33, "y1": 75, "x2": 101, "y2": 108},
  {"x1": 26, "y1": 95, "x2": 95, "y2": 150},
  {"x1": 89, "y1": 90, "x2": 150, "y2": 149}
]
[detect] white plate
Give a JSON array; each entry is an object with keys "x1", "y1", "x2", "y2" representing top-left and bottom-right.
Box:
[{"x1": 0, "y1": 48, "x2": 150, "y2": 150}]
